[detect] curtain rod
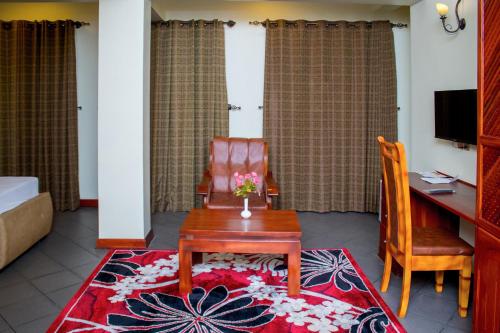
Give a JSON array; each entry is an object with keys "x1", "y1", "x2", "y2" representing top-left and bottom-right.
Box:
[
  {"x1": 75, "y1": 21, "x2": 90, "y2": 28},
  {"x1": 0, "y1": 20, "x2": 90, "y2": 29},
  {"x1": 249, "y1": 20, "x2": 408, "y2": 29},
  {"x1": 156, "y1": 20, "x2": 236, "y2": 27}
]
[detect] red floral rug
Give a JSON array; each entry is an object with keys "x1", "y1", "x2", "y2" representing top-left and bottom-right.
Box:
[{"x1": 48, "y1": 249, "x2": 405, "y2": 333}]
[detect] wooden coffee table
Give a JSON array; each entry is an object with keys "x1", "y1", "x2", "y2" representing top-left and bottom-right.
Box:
[{"x1": 178, "y1": 209, "x2": 302, "y2": 296}]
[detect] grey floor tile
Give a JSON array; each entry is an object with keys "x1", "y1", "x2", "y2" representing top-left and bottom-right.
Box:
[
  {"x1": 31, "y1": 270, "x2": 82, "y2": 294},
  {"x1": 71, "y1": 259, "x2": 102, "y2": 279},
  {"x1": 350, "y1": 254, "x2": 385, "y2": 282},
  {"x1": 0, "y1": 266, "x2": 26, "y2": 289},
  {"x1": 399, "y1": 313, "x2": 445, "y2": 333},
  {"x1": 39, "y1": 240, "x2": 99, "y2": 269},
  {"x1": 0, "y1": 282, "x2": 43, "y2": 307},
  {"x1": 72, "y1": 235, "x2": 108, "y2": 258},
  {"x1": 46, "y1": 283, "x2": 81, "y2": 309},
  {"x1": 0, "y1": 295, "x2": 58, "y2": 326},
  {"x1": 13, "y1": 313, "x2": 57, "y2": 333},
  {"x1": 53, "y1": 220, "x2": 96, "y2": 241},
  {"x1": 409, "y1": 292, "x2": 458, "y2": 324},
  {"x1": 10, "y1": 251, "x2": 65, "y2": 280},
  {"x1": 440, "y1": 326, "x2": 469, "y2": 333},
  {"x1": 0, "y1": 316, "x2": 10, "y2": 331},
  {"x1": 446, "y1": 311, "x2": 473, "y2": 331}
]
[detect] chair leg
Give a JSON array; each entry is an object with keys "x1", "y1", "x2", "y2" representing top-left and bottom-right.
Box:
[
  {"x1": 380, "y1": 249, "x2": 392, "y2": 292},
  {"x1": 458, "y1": 257, "x2": 472, "y2": 318},
  {"x1": 398, "y1": 267, "x2": 412, "y2": 318},
  {"x1": 435, "y1": 271, "x2": 444, "y2": 293}
]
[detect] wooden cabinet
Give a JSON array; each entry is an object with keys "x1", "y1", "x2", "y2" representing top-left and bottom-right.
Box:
[{"x1": 474, "y1": 0, "x2": 500, "y2": 331}]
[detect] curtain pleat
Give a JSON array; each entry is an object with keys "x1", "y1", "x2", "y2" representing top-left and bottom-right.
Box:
[
  {"x1": 0, "y1": 20, "x2": 79, "y2": 211},
  {"x1": 151, "y1": 20, "x2": 229, "y2": 212},
  {"x1": 264, "y1": 20, "x2": 397, "y2": 213}
]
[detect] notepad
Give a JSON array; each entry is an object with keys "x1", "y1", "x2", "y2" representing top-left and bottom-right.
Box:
[
  {"x1": 417, "y1": 171, "x2": 447, "y2": 178},
  {"x1": 421, "y1": 175, "x2": 459, "y2": 184}
]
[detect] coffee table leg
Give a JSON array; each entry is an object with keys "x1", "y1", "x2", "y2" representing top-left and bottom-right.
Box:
[
  {"x1": 287, "y1": 242, "x2": 301, "y2": 296},
  {"x1": 178, "y1": 240, "x2": 192, "y2": 294}
]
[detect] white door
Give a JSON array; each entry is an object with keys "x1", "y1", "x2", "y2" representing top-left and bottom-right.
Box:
[{"x1": 225, "y1": 24, "x2": 266, "y2": 138}]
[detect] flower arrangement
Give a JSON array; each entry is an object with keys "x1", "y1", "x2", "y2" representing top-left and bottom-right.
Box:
[{"x1": 233, "y1": 172, "x2": 260, "y2": 198}]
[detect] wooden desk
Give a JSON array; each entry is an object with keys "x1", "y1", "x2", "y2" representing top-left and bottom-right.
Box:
[
  {"x1": 178, "y1": 209, "x2": 302, "y2": 296},
  {"x1": 378, "y1": 172, "x2": 476, "y2": 261}
]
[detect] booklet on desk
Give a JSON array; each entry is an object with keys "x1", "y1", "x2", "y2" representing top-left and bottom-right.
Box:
[
  {"x1": 421, "y1": 176, "x2": 459, "y2": 184},
  {"x1": 417, "y1": 171, "x2": 459, "y2": 184}
]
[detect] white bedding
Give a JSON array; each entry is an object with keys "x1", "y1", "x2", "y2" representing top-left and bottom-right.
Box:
[{"x1": 0, "y1": 177, "x2": 39, "y2": 214}]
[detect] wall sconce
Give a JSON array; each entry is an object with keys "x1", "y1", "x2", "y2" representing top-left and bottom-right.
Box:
[{"x1": 436, "y1": 0, "x2": 466, "y2": 33}]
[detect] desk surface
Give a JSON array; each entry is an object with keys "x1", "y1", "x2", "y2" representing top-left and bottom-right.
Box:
[{"x1": 409, "y1": 172, "x2": 476, "y2": 223}]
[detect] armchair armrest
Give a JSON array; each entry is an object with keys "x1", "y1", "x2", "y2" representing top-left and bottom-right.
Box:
[
  {"x1": 197, "y1": 170, "x2": 212, "y2": 195},
  {"x1": 265, "y1": 172, "x2": 279, "y2": 196}
]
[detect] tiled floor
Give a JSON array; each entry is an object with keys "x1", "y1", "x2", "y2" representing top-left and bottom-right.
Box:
[{"x1": 0, "y1": 208, "x2": 472, "y2": 333}]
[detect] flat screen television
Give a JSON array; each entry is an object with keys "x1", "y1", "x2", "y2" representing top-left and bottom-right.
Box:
[{"x1": 434, "y1": 89, "x2": 477, "y2": 145}]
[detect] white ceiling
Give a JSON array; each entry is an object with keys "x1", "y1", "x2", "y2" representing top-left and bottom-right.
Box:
[{"x1": 0, "y1": 0, "x2": 421, "y2": 5}]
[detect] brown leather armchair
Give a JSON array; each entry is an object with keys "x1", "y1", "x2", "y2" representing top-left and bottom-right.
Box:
[{"x1": 197, "y1": 137, "x2": 279, "y2": 209}]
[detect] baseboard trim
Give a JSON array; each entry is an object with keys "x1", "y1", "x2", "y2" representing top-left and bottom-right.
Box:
[
  {"x1": 80, "y1": 199, "x2": 98, "y2": 207},
  {"x1": 96, "y1": 229, "x2": 154, "y2": 249}
]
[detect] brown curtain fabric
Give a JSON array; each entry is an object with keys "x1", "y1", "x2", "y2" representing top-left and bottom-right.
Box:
[
  {"x1": 0, "y1": 20, "x2": 79, "y2": 211},
  {"x1": 264, "y1": 20, "x2": 397, "y2": 213},
  {"x1": 151, "y1": 20, "x2": 229, "y2": 212}
]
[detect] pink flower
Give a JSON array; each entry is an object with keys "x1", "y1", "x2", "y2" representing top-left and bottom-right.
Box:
[
  {"x1": 234, "y1": 172, "x2": 239, "y2": 178},
  {"x1": 244, "y1": 174, "x2": 251, "y2": 179},
  {"x1": 251, "y1": 172, "x2": 257, "y2": 177},
  {"x1": 254, "y1": 176, "x2": 260, "y2": 184},
  {"x1": 236, "y1": 178, "x2": 243, "y2": 186}
]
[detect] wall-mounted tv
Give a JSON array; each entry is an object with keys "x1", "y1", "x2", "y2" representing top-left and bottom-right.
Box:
[{"x1": 434, "y1": 89, "x2": 477, "y2": 145}]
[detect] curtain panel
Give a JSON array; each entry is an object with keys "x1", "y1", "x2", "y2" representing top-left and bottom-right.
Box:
[
  {"x1": 151, "y1": 20, "x2": 229, "y2": 212},
  {"x1": 264, "y1": 20, "x2": 397, "y2": 213},
  {"x1": 0, "y1": 20, "x2": 79, "y2": 211}
]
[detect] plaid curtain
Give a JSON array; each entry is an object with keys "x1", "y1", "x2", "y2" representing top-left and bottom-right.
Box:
[
  {"x1": 151, "y1": 20, "x2": 229, "y2": 212},
  {"x1": 264, "y1": 20, "x2": 397, "y2": 213},
  {"x1": 0, "y1": 20, "x2": 79, "y2": 211}
]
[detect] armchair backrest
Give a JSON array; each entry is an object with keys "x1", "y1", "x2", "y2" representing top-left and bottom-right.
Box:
[{"x1": 210, "y1": 137, "x2": 268, "y2": 193}]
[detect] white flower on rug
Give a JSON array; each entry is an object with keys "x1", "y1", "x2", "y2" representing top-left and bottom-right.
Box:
[
  {"x1": 308, "y1": 318, "x2": 339, "y2": 333},
  {"x1": 192, "y1": 263, "x2": 213, "y2": 274},
  {"x1": 136, "y1": 264, "x2": 161, "y2": 283},
  {"x1": 244, "y1": 275, "x2": 360, "y2": 332},
  {"x1": 308, "y1": 304, "x2": 331, "y2": 318},
  {"x1": 322, "y1": 300, "x2": 352, "y2": 314},
  {"x1": 287, "y1": 298, "x2": 307, "y2": 311},
  {"x1": 269, "y1": 302, "x2": 293, "y2": 316},
  {"x1": 285, "y1": 310, "x2": 309, "y2": 326},
  {"x1": 100, "y1": 254, "x2": 180, "y2": 303},
  {"x1": 332, "y1": 313, "x2": 359, "y2": 329}
]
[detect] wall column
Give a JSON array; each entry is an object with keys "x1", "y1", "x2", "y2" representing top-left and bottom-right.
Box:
[{"x1": 97, "y1": 0, "x2": 152, "y2": 247}]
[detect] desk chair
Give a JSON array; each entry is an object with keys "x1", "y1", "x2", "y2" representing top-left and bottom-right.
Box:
[
  {"x1": 377, "y1": 136, "x2": 473, "y2": 318},
  {"x1": 197, "y1": 137, "x2": 279, "y2": 209}
]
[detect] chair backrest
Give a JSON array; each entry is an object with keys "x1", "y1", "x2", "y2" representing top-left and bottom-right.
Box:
[
  {"x1": 377, "y1": 136, "x2": 412, "y2": 256},
  {"x1": 210, "y1": 137, "x2": 268, "y2": 193}
]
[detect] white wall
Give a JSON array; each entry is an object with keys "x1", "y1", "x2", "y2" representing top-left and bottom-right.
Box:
[
  {"x1": 98, "y1": 0, "x2": 151, "y2": 239},
  {"x1": 410, "y1": 0, "x2": 477, "y2": 183},
  {"x1": 153, "y1": 0, "x2": 411, "y2": 141},
  {"x1": 410, "y1": 0, "x2": 477, "y2": 245},
  {"x1": 0, "y1": 3, "x2": 99, "y2": 200}
]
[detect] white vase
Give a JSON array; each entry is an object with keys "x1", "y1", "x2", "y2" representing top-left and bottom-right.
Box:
[{"x1": 241, "y1": 197, "x2": 252, "y2": 219}]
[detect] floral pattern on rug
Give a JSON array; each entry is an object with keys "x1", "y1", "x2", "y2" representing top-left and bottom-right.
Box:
[{"x1": 48, "y1": 249, "x2": 405, "y2": 333}]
